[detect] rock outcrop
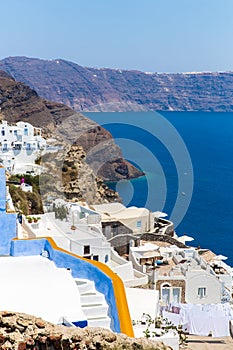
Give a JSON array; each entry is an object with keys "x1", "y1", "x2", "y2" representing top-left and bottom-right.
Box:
[
  {"x1": 0, "y1": 311, "x2": 171, "y2": 350},
  {"x1": 1, "y1": 56, "x2": 233, "y2": 112},
  {"x1": 40, "y1": 144, "x2": 119, "y2": 203}
]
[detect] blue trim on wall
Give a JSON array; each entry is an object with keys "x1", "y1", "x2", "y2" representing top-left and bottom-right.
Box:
[
  {"x1": 10, "y1": 238, "x2": 46, "y2": 256},
  {"x1": 0, "y1": 168, "x2": 6, "y2": 211},
  {"x1": 10, "y1": 239, "x2": 121, "y2": 333}
]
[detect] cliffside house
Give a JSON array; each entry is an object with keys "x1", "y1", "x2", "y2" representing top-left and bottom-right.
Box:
[
  {"x1": 92, "y1": 202, "x2": 174, "y2": 238},
  {"x1": 0, "y1": 120, "x2": 46, "y2": 174},
  {"x1": 21, "y1": 199, "x2": 111, "y2": 264},
  {"x1": 154, "y1": 247, "x2": 224, "y2": 305},
  {"x1": 128, "y1": 241, "x2": 233, "y2": 337},
  {"x1": 129, "y1": 243, "x2": 232, "y2": 305}
]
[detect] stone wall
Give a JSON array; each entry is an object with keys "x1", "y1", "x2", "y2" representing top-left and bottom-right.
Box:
[
  {"x1": 140, "y1": 233, "x2": 187, "y2": 248},
  {"x1": 109, "y1": 232, "x2": 186, "y2": 256},
  {"x1": 0, "y1": 311, "x2": 172, "y2": 350},
  {"x1": 108, "y1": 234, "x2": 139, "y2": 256},
  {"x1": 102, "y1": 221, "x2": 133, "y2": 240}
]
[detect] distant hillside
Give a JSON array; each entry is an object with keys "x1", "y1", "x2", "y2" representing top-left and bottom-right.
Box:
[
  {"x1": 0, "y1": 56, "x2": 233, "y2": 112},
  {"x1": 0, "y1": 70, "x2": 143, "y2": 204}
]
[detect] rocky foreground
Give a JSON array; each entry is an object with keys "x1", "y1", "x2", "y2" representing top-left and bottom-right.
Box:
[{"x1": 0, "y1": 312, "x2": 171, "y2": 349}]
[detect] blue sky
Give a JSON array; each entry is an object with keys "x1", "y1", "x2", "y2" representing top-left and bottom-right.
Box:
[{"x1": 1, "y1": 0, "x2": 233, "y2": 72}]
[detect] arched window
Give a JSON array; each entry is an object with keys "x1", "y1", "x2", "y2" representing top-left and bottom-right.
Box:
[{"x1": 161, "y1": 283, "x2": 181, "y2": 305}]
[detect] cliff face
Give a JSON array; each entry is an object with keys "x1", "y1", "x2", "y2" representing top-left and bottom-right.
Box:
[
  {"x1": 0, "y1": 70, "x2": 143, "y2": 204},
  {"x1": 1, "y1": 56, "x2": 233, "y2": 112},
  {"x1": 0, "y1": 311, "x2": 171, "y2": 350}
]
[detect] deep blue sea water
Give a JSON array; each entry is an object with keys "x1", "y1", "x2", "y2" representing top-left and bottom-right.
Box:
[{"x1": 84, "y1": 112, "x2": 233, "y2": 266}]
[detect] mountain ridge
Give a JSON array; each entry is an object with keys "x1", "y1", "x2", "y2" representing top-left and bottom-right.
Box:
[{"x1": 0, "y1": 56, "x2": 233, "y2": 112}]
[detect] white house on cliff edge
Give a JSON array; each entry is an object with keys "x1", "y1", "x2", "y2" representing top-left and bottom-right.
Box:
[{"x1": 0, "y1": 120, "x2": 46, "y2": 174}]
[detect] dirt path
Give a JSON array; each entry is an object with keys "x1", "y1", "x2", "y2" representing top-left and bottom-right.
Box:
[{"x1": 186, "y1": 335, "x2": 233, "y2": 350}]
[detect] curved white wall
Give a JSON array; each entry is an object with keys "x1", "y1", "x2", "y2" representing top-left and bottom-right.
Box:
[{"x1": 186, "y1": 273, "x2": 222, "y2": 304}]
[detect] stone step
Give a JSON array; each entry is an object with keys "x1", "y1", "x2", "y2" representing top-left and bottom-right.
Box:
[
  {"x1": 80, "y1": 291, "x2": 106, "y2": 305},
  {"x1": 81, "y1": 304, "x2": 109, "y2": 318},
  {"x1": 75, "y1": 279, "x2": 95, "y2": 294},
  {"x1": 74, "y1": 278, "x2": 110, "y2": 329}
]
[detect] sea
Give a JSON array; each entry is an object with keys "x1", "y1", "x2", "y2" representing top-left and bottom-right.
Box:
[{"x1": 84, "y1": 112, "x2": 233, "y2": 266}]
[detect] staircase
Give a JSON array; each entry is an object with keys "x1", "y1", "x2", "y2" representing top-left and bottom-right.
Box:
[{"x1": 75, "y1": 278, "x2": 111, "y2": 329}]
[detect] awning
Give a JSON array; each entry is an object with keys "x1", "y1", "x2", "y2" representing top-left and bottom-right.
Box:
[
  {"x1": 153, "y1": 211, "x2": 168, "y2": 218},
  {"x1": 214, "y1": 254, "x2": 228, "y2": 261},
  {"x1": 177, "y1": 235, "x2": 194, "y2": 243}
]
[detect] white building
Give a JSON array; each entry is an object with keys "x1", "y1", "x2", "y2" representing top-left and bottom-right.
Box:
[
  {"x1": 22, "y1": 201, "x2": 111, "y2": 264},
  {"x1": 92, "y1": 202, "x2": 174, "y2": 237},
  {"x1": 0, "y1": 120, "x2": 46, "y2": 174},
  {"x1": 128, "y1": 243, "x2": 233, "y2": 337},
  {"x1": 129, "y1": 244, "x2": 232, "y2": 305},
  {"x1": 21, "y1": 200, "x2": 148, "y2": 287},
  {"x1": 92, "y1": 202, "x2": 153, "y2": 235},
  {"x1": 107, "y1": 248, "x2": 148, "y2": 287}
]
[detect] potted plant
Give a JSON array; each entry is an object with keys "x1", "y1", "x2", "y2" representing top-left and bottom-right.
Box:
[{"x1": 27, "y1": 216, "x2": 32, "y2": 224}]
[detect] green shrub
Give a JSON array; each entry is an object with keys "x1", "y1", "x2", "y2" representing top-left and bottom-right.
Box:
[
  {"x1": 54, "y1": 204, "x2": 68, "y2": 221},
  {"x1": 9, "y1": 184, "x2": 43, "y2": 215}
]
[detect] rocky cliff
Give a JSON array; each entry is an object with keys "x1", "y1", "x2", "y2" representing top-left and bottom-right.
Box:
[
  {"x1": 0, "y1": 311, "x2": 171, "y2": 350},
  {"x1": 1, "y1": 56, "x2": 233, "y2": 112},
  {"x1": 0, "y1": 70, "x2": 143, "y2": 204}
]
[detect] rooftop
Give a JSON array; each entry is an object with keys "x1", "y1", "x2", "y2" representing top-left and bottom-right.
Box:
[
  {"x1": 92, "y1": 203, "x2": 149, "y2": 220},
  {"x1": 0, "y1": 255, "x2": 86, "y2": 325}
]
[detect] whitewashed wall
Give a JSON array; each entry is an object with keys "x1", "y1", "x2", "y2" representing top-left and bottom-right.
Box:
[{"x1": 186, "y1": 272, "x2": 222, "y2": 304}]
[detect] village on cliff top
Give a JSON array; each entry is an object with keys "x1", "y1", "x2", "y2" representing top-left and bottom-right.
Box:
[{"x1": 0, "y1": 119, "x2": 233, "y2": 350}]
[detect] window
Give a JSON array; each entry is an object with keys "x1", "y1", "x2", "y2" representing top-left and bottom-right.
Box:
[
  {"x1": 198, "y1": 287, "x2": 206, "y2": 299},
  {"x1": 14, "y1": 130, "x2": 17, "y2": 135},
  {"x1": 137, "y1": 220, "x2": 142, "y2": 228},
  {"x1": 80, "y1": 212, "x2": 85, "y2": 219},
  {"x1": 1, "y1": 130, "x2": 5, "y2": 136},
  {"x1": 112, "y1": 223, "x2": 118, "y2": 234},
  {"x1": 161, "y1": 284, "x2": 181, "y2": 304},
  {"x1": 93, "y1": 255, "x2": 99, "y2": 261},
  {"x1": 24, "y1": 128, "x2": 28, "y2": 136},
  {"x1": 84, "y1": 245, "x2": 90, "y2": 255},
  {"x1": 162, "y1": 287, "x2": 171, "y2": 304},
  {"x1": 172, "y1": 288, "x2": 181, "y2": 303}
]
